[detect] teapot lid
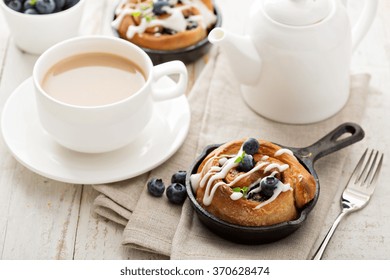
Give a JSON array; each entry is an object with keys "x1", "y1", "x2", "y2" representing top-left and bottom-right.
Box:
[{"x1": 263, "y1": 0, "x2": 332, "y2": 26}]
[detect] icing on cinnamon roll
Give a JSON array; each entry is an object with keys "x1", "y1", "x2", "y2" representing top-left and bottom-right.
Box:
[
  {"x1": 113, "y1": 0, "x2": 217, "y2": 50},
  {"x1": 191, "y1": 138, "x2": 316, "y2": 227}
]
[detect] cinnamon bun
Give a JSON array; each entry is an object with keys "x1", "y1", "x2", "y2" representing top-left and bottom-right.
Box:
[
  {"x1": 190, "y1": 138, "x2": 317, "y2": 227},
  {"x1": 112, "y1": 0, "x2": 217, "y2": 51}
]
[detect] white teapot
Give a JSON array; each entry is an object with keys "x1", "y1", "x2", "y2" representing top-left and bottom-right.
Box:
[{"x1": 208, "y1": 0, "x2": 378, "y2": 124}]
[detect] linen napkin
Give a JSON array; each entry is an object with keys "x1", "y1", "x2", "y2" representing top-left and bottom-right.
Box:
[{"x1": 93, "y1": 49, "x2": 371, "y2": 259}]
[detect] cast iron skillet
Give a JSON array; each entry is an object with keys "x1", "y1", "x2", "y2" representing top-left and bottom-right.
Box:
[
  {"x1": 111, "y1": 6, "x2": 222, "y2": 65},
  {"x1": 185, "y1": 122, "x2": 365, "y2": 244}
]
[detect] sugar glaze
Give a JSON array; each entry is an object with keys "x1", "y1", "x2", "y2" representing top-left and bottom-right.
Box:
[{"x1": 191, "y1": 142, "x2": 293, "y2": 209}]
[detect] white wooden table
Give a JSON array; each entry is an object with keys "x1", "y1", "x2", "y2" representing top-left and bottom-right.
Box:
[{"x1": 0, "y1": 0, "x2": 389, "y2": 260}]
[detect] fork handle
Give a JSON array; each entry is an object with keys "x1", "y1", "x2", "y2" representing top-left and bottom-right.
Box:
[{"x1": 312, "y1": 210, "x2": 349, "y2": 260}]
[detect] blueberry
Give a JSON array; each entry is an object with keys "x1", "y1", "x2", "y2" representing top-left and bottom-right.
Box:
[
  {"x1": 64, "y1": 0, "x2": 79, "y2": 9},
  {"x1": 7, "y1": 0, "x2": 22, "y2": 12},
  {"x1": 53, "y1": 0, "x2": 65, "y2": 12},
  {"x1": 24, "y1": 8, "x2": 38, "y2": 14},
  {"x1": 166, "y1": 183, "x2": 187, "y2": 204},
  {"x1": 238, "y1": 154, "x2": 254, "y2": 172},
  {"x1": 186, "y1": 20, "x2": 198, "y2": 30},
  {"x1": 260, "y1": 176, "x2": 279, "y2": 198},
  {"x1": 147, "y1": 178, "x2": 165, "y2": 197},
  {"x1": 243, "y1": 138, "x2": 260, "y2": 155},
  {"x1": 247, "y1": 182, "x2": 260, "y2": 200},
  {"x1": 171, "y1": 170, "x2": 187, "y2": 185},
  {"x1": 23, "y1": 0, "x2": 35, "y2": 11},
  {"x1": 153, "y1": 0, "x2": 170, "y2": 16},
  {"x1": 162, "y1": 28, "x2": 177, "y2": 35},
  {"x1": 36, "y1": 0, "x2": 56, "y2": 14}
]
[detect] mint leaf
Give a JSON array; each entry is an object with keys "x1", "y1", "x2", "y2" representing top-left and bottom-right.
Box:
[
  {"x1": 234, "y1": 151, "x2": 246, "y2": 164},
  {"x1": 145, "y1": 15, "x2": 155, "y2": 22},
  {"x1": 231, "y1": 186, "x2": 249, "y2": 196},
  {"x1": 131, "y1": 11, "x2": 141, "y2": 17}
]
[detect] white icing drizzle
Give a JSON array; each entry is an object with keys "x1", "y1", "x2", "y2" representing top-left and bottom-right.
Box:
[
  {"x1": 246, "y1": 174, "x2": 291, "y2": 199},
  {"x1": 191, "y1": 154, "x2": 229, "y2": 193},
  {"x1": 298, "y1": 174, "x2": 304, "y2": 182},
  {"x1": 112, "y1": 5, "x2": 137, "y2": 30},
  {"x1": 226, "y1": 162, "x2": 270, "y2": 187},
  {"x1": 218, "y1": 157, "x2": 227, "y2": 166},
  {"x1": 247, "y1": 178, "x2": 263, "y2": 195},
  {"x1": 201, "y1": 149, "x2": 242, "y2": 205},
  {"x1": 230, "y1": 192, "x2": 243, "y2": 200},
  {"x1": 198, "y1": 167, "x2": 219, "y2": 191},
  {"x1": 274, "y1": 148, "x2": 296, "y2": 158},
  {"x1": 190, "y1": 143, "x2": 296, "y2": 210},
  {"x1": 113, "y1": 0, "x2": 217, "y2": 39},
  {"x1": 126, "y1": 17, "x2": 149, "y2": 38},
  {"x1": 182, "y1": 0, "x2": 216, "y2": 28},
  {"x1": 190, "y1": 173, "x2": 201, "y2": 192},
  {"x1": 254, "y1": 180, "x2": 293, "y2": 209},
  {"x1": 264, "y1": 163, "x2": 289, "y2": 173},
  {"x1": 152, "y1": 7, "x2": 188, "y2": 32}
]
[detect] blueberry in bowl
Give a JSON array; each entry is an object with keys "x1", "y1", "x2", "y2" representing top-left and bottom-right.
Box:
[
  {"x1": 111, "y1": 0, "x2": 222, "y2": 64},
  {"x1": 4, "y1": 0, "x2": 79, "y2": 15},
  {"x1": 1, "y1": 0, "x2": 85, "y2": 54},
  {"x1": 186, "y1": 123, "x2": 365, "y2": 244}
]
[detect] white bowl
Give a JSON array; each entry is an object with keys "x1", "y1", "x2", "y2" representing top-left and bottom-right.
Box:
[{"x1": 0, "y1": 0, "x2": 86, "y2": 54}]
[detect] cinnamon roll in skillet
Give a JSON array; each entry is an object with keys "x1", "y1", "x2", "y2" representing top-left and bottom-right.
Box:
[
  {"x1": 190, "y1": 138, "x2": 317, "y2": 227},
  {"x1": 112, "y1": 0, "x2": 217, "y2": 51}
]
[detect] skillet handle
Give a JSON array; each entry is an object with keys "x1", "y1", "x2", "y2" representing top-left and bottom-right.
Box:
[{"x1": 295, "y1": 122, "x2": 365, "y2": 163}]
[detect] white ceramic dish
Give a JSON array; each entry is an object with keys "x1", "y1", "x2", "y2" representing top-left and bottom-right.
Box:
[
  {"x1": 0, "y1": 0, "x2": 86, "y2": 54},
  {"x1": 1, "y1": 77, "x2": 190, "y2": 184}
]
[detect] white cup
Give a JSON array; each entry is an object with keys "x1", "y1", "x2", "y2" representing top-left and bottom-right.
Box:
[
  {"x1": 33, "y1": 35, "x2": 188, "y2": 153},
  {"x1": 0, "y1": 0, "x2": 85, "y2": 55}
]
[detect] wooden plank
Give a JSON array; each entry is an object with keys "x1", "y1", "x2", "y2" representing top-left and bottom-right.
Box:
[
  {"x1": 314, "y1": 0, "x2": 390, "y2": 259},
  {"x1": 1, "y1": 0, "x2": 386, "y2": 260},
  {"x1": 72, "y1": 0, "x2": 238, "y2": 260},
  {"x1": 73, "y1": 186, "x2": 167, "y2": 259},
  {"x1": 0, "y1": 14, "x2": 82, "y2": 260},
  {"x1": 0, "y1": 9, "x2": 10, "y2": 80},
  {"x1": 67, "y1": 0, "x2": 129, "y2": 260},
  {"x1": 0, "y1": 7, "x2": 10, "y2": 259},
  {"x1": 1, "y1": 174, "x2": 82, "y2": 259}
]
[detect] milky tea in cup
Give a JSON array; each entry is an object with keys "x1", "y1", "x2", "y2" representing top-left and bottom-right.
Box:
[
  {"x1": 33, "y1": 36, "x2": 188, "y2": 153},
  {"x1": 42, "y1": 52, "x2": 146, "y2": 107}
]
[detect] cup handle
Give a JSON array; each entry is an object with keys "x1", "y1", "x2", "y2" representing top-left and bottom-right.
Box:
[{"x1": 151, "y1": 60, "x2": 188, "y2": 101}]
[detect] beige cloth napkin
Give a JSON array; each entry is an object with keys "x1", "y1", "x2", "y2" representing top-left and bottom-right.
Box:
[{"x1": 93, "y1": 49, "x2": 371, "y2": 259}]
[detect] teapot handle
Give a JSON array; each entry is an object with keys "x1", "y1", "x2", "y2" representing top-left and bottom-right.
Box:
[{"x1": 343, "y1": 0, "x2": 378, "y2": 52}]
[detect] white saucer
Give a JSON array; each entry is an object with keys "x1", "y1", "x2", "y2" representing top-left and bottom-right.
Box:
[{"x1": 1, "y1": 77, "x2": 190, "y2": 184}]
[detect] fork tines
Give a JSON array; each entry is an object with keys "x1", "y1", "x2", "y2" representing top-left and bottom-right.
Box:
[{"x1": 353, "y1": 148, "x2": 384, "y2": 192}]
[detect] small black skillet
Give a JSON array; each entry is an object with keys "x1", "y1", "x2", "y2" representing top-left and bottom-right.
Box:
[
  {"x1": 111, "y1": 6, "x2": 222, "y2": 65},
  {"x1": 185, "y1": 123, "x2": 365, "y2": 244}
]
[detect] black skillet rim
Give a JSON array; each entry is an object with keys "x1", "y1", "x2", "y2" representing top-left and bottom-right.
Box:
[
  {"x1": 185, "y1": 143, "x2": 320, "y2": 235},
  {"x1": 111, "y1": 4, "x2": 222, "y2": 64}
]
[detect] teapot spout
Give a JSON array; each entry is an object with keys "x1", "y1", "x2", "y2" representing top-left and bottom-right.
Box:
[{"x1": 208, "y1": 28, "x2": 261, "y2": 85}]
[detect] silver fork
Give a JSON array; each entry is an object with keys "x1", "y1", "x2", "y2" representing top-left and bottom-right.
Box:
[{"x1": 312, "y1": 148, "x2": 384, "y2": 260}]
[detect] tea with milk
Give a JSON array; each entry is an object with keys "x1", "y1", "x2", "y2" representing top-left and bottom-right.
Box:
[{"x1": 42, "y1": 52, "x2": 146, "y2": 106}]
